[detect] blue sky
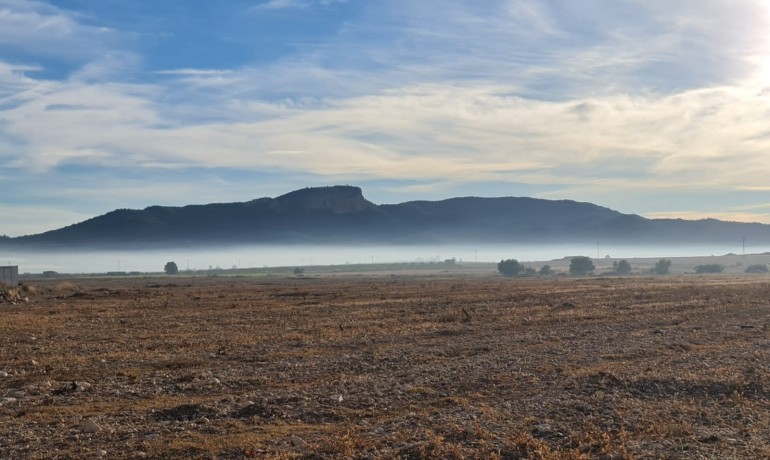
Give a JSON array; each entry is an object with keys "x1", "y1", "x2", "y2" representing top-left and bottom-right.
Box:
[{"x1": 2, "y1": 0, "x2": 770, "y2": 236}]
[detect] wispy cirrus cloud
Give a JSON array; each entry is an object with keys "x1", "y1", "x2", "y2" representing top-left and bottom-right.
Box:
[
  {"x1": 251, "y1": 0, "x2": 348, "y2": 11},
  {"x1": 3, "y1": 0, "x2": 770, "y2": 236},
  {"x1": 0, "y1": 0, "x2": 116, "y2": 62}
]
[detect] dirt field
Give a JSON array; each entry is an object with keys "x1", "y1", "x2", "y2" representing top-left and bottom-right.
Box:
[{"x1": 2, "y1": 274, "x2": 770, "y2": 459}]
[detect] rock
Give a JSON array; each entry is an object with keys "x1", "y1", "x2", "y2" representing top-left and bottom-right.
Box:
[
  {"x1": 533, "y1": 423, "x2": 553, "y2": 437},
  {"x1": 291, "y1": 436, "x2": 307, "y2": 449},
  {"x1": 76, "y1": 381, "x2": 92, "y2": 391},
  {"x1": 53, "y1": 381, "x2": 78, "y2": 395},
  {"x1": 332, "y1": 394, "x2": 344, "y2": 404},
  {"x1": 95, "y1": 449, "x2": 107, "y2": 458},
  {"x1": 83, "y1": 419, "x2": 101, "y2": 433},
  {"x1": 597, "y1": 452, "x2": 624, "y2": 460},
  {"x1": 575, "y1": 402, "x2": 593, "y2": 413},
  {"x1": 0, "y1": 371, "x2": 9, "y2": 378}
]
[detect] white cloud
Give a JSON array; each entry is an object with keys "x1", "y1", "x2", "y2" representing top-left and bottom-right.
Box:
[
  {"x1": 156, "y1": 69, "x2": 234, "y2": 77},
  {"x1": 0, "y1": 204, "x2": 93, "y2": 236},
  {"x1": 0, "y1": 0, "x2": 115, "y2": 61},
  {"x1": 3, "y1": 74, "x2": 770, "y2": 195},
  {"x1": 250, "y1": 0, "x2": 347, "y2": 11},
  {"x1": 4, "y1": 0, "x2": 770, "y2": 234}
]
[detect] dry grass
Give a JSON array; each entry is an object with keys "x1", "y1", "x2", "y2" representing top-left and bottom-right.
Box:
[{"x1": 1, "y1": 274, "x2": 770, "y2": 459}]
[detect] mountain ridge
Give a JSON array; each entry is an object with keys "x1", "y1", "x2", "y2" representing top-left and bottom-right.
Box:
[{"x1": 4, "y1": 185, "x2": 769, "y2": 248}]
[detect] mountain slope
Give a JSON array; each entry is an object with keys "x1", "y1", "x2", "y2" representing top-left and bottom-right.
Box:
[{"x1": 6, "y1": 185, "x2": 770, "y2": 247}]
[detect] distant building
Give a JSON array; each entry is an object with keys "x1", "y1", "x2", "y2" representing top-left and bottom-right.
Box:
[{"x1": 0, "y1": 266, "x2": 18, "y2": 286}]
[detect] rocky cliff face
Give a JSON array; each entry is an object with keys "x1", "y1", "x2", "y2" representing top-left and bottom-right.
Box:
[{"x1": 272, "y1": 186, "x2": 376, "y2": 214}]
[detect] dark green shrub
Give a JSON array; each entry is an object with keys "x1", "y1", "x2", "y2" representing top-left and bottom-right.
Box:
[
  {"x1": 694, "y1": 264, "x2": 723, "y2": 274},
  {"x1": 745, "y1": 264, "x2": 768, "y2": 273},
  {"x1": 654, "y1": 259, "x2": 672, "y2": 275},
  {"x1": 614, "y1": 260, "x2": 631, "y2": 275},
  {"x1": 164, "y1": 261, "x2": 179, "y2": 275},
  {"x1": 498, "y1": 259, "x2": 523, "y2": 277},
  {"x1": 569, "y1": 256, "x2": 595, "y2": 276}
]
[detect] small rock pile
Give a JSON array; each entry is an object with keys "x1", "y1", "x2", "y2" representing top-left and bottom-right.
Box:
[
  {"x1": 0, "y1": 287, "x2": 26, "y2": 304},
  {"x1": 0, "y1": 288, "x2": 21, "y2": 304}
]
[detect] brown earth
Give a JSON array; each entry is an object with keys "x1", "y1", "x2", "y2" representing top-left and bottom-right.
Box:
[{"x1": 1, "y1": 274, "x2": 770, "y2": 459}]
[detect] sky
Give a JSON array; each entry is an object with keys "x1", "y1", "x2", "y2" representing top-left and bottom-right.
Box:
[{"x1": 2, "y1": 0, "x2": 770, "y2": 237}]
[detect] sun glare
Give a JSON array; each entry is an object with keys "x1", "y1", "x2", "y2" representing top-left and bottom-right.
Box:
[{"x1": 749, "y1": 0, "x2": 770, "y2": 85}]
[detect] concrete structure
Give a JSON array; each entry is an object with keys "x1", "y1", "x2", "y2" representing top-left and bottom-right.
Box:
[{"x1": 0, "y1": 266, "x2": 18, "y2": 286}]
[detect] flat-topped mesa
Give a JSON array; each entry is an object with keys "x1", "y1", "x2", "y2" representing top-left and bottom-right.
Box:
[{"x1": 272, "y1": 185, "x2": 376, "y2": 214}]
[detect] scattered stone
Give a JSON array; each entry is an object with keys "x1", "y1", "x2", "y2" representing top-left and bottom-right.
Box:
[
  {"x1": 0, "y1": 371, "x2": 9, "y2": 378},
  {"x1": 596, "y1": 452, "x2": 624, "y2": 460},
  {"x1": 76, "y1": 381, "x2": 92, "y2": 391},
  {"x1": 53, "y1": 381, "x2": 78, "y2": 395},
  {"x1": 290, "y1": 436, "x2": 308, "y2": 449},
  {"x1": 83, "y1": 419, "x2": 101, "y2": 434},
  {"x1": 533, "y1": 423, "x2": 553, "y2": 437},
  {"x1": 699, "y1": 434, "x2": 720, "y2": 443},
  {"x1": 574, "y1": 402, "x2": 593, "y2": 413}
]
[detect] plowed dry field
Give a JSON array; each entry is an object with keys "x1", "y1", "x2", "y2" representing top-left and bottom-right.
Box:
[{"x1": 1, "y1": 274, "x2": 769, "y2": 459}]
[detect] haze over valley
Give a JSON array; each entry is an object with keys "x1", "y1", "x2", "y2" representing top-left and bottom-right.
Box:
[{"x1": 3, "y1": 186, "x2": 769, "y2": 274}]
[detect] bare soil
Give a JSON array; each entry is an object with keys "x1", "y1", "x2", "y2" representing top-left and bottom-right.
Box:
[{"x1": 1, "y1": 274, "x2": 770, "y2": 459}]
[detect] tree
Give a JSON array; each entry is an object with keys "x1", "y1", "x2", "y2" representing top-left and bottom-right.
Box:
[
  {"x1": 613, "y1": 260, "x2": 631, "y2": 275},
  {"x1": 498, "y1": 259, "x2": 523, "y2": 277},
  {"x1": 164, "y1": 261, "x2": 179, "y2": 275},
  {"x1": 745, "y1": 264, "x2": 768, "y2": 273},
  {"x1": 654, "y1": 259, "x2": 672, "y2": 275},
  {"x1": 539, "y1": 265, "x2": 553, "y2": 276},
  {"x1": 695, "y1": 264, "x2": 723, "y2": 274},
  {"x1": 293, "y1": 267, "x2": 305, "y2": 276},
  {"x1": 569, "y1": 256, "x2": 595, "y2": 276}
]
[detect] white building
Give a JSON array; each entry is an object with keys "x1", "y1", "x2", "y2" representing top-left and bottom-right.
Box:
[{"x1": 1, "y1": 266, "x2": 18, "y2": 286}]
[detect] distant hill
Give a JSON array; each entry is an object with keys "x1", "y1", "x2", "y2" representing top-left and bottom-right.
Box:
[{"x1": 5, "y1": 185, "x2": 770, "y2": 248}]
